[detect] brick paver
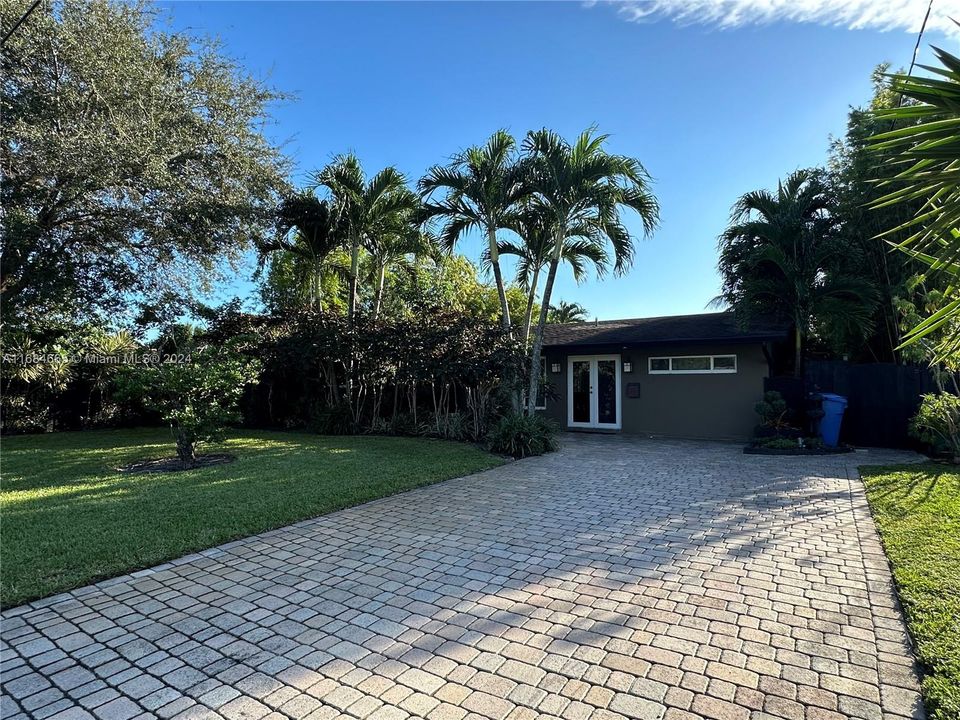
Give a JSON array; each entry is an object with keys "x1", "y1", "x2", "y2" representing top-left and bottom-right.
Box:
[{"x1": 1, "y1": 435, "x2": 927, "y2": 719}]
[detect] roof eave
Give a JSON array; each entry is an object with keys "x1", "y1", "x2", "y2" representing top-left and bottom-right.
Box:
[{"x1": 541, "y1": 333, "x2": 788, "y2": 349}]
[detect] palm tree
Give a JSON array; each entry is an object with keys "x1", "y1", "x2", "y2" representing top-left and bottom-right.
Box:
[
  {"x1": 522, "y1": 128, "x2": 659, "y2": 414},
  {"x1": 870, "y1": 46, "x2": 960, "y2": 364},
  {"x1": 548, "y1": 301, "x2": 589, "y2": 324},
  {"x1": 315, "y1": 155, "x2": 418, "y2": 324},
  {"x1": 366, "y1": 212, "x2": 438, "y2": 321},
  {"x1": 419, "y1": 130, "x2": 530, "y2": 334},
  {"x1": 716, "y1": 169, "x2": 877, "y2": 374},
  {"x1": 496, "y1": 206, "x2": 607, "y2": 343},
  {"x1": 258, "y1": 192, "x2": 344, "y2": 309}
]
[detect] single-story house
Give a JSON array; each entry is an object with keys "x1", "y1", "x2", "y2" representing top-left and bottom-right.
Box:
[{"x1": 537, "y1": 311, "x2": 790, "y2": 440}]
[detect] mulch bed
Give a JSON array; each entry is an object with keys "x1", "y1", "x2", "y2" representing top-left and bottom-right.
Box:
[
  {"x1": 743, "y1": 445, "x2": 854, "y2": 456},
  {"x1": 118, "y1": 454, "x2": 236, "y2": 474}
]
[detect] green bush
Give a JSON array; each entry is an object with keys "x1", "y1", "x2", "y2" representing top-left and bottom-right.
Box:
[
  {"x1": 312, "y1": 402, "x2": 357, "y2": 436},
  {"x1": 754, "y1": 391, "x2": 792, "y2": 431},
  {"x1": 488, "y1": 413, "x2": 559, "y2": 458},
  {"x1": 910, "y1": 392, "x2": 960, "y2": 463},
  {"x1": 115, "y1": 343, "x2": 260, "y2": 465}
]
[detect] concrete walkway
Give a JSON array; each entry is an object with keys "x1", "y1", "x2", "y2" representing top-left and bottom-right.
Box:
[{"x1": 1, "y1": 435, "x2": 926, "y2": 720}]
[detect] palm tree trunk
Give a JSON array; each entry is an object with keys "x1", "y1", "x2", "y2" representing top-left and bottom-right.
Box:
[
  {"x1": 371, "y1": 264, "x2": 386, "y2": 321},
  {"x1": 794, "y1": 324, "x2": 803, "y2": 379},
  {"x1": 310, "y1": 260, "x2": 321, "y2": 309},
  {"x1": 527, "y1": 256, "x2": 560, "y2": 415},
  {"x1": 487, "y1": 226, "x2": 511, "y2": 332},
  {"x1": 488, "y1": 225, "x2": 520, "y2": 412},
  {"x1": 347, "y1": 234, "x2": 360, "y2": 325},
  {"x1": 522, "y1": 265, "x2": 541, "y2": 346}
]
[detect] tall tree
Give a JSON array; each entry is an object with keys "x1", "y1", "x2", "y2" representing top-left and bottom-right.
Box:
[
  {"x1": 315, "y1": 155, "x2": 417, "y2": 324},
  {"x1": 716, "y1": 170, "x2": 877, "y2": 374},
  {"x1": 522, "y1": 128, "x2": 659, "y2": 414},
  {"x1": 826, "y1": 65, "x2": 926, "y2": 362},
  {"x1": 497, "y1": 207, "x2": 606, "y2": 343},
  {"x1": 257, "y1": 193, "x2": 345, "y2": 309},
  {"x1": 419, "y1": 130, "x2": 530, "y2": 334},
  {"x1": 365, "y1": 216, "x2": 437, "y2": 321},
  {"x1": 869, "y1": 46, "x2": 960, "y2": 365},
  {"x1": 1, "y1": 0, "x2": 288, "y2": 325}
]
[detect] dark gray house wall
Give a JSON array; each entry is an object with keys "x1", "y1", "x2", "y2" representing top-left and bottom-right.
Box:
[
  {"x1": 540, "y1": 342, "x2": 770, "y2": 440},
  {"x1": 535, "y1": 312, "x2": 787, "y2": 441}
]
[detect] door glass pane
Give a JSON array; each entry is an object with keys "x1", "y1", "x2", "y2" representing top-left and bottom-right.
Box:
[
  {"x1": 572, "y1": 360, "x2": 591, "y2": 423},
  {"x1": 597, "y1": 360, "x2": 617, "y2": 424},
  {"x1": 672, "y1": 356, "x2": 710, "y2": 371}
]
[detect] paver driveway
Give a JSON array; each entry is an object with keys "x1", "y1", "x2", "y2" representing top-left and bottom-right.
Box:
[{"x1": 1, "y1": 435, "x2": 927, "y2": 720}]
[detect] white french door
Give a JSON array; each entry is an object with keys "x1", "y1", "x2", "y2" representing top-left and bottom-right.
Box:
[{"x1": 567, "y1": 355, "x2": 621, "y2": 430}]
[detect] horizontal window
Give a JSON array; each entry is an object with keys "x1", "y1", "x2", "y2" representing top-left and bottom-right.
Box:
[{"x1": 648, "y1": 355, "x2": 738, "y2": 374}]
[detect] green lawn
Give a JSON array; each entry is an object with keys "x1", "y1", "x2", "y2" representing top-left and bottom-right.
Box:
[
  {"x1": 1, "y1": 428, "x2": 503, "y2": 608},
  {"x1": 860, "y1": 464, "x2": 960, "y2": 720}
]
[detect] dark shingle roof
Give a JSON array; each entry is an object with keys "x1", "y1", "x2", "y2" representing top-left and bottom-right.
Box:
[{"x1": 541, "y1": 311, "x2": 788, "y2": 348}]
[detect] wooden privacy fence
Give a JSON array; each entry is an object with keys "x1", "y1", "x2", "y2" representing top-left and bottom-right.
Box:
[{"x1": 765, "y1": 361, "x2": 938, "y2": 449}]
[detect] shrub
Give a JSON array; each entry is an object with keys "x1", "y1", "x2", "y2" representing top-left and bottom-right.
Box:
[
  {"x1": 312, "y1": 402, "x2": 356, "y2": 435},
  {"x1": 910, "y1": 392, "x2": 960, "y2": 463},
  {"x1": 115, "y1": 343, "x2": 261, "y2": 466},
  {"x1": 755, "y1": 391, "x2": 790, "y2": 429},
  {"x1": 753, "y1": 390, "x2": 804, "y2": 440},
  {"x1": 488, "y1": 413, "x2": 559, "y2": 458}
]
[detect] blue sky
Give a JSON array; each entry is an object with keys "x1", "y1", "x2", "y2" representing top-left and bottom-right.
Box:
[{"x1": 158, "y1": 1, "x2": 951, "y2": 320}]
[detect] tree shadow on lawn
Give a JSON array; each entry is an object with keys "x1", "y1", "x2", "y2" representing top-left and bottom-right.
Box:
[{"x1": 864, "y1": 464, "x2": 949, "y2": 510}]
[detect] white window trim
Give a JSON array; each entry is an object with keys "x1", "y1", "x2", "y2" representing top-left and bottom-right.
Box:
[
  {"x1": 648, "y1": 354, "x2": 738, "y2": 375},
  {"x1": 567, "y1": 355, "x2": 622, "y2": 430}
]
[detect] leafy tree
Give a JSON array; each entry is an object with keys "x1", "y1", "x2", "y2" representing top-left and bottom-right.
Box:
[
  {"x1": 547, "y1": 301, "x2": 590, "y2": 324},
  {"x1": 314, "y1": 155, "x2": 418, "y2": 324},
  {"x1": 869, "y1": 46, "x2": 960, "y2": 365},
  {"x1": 81, "y1": 329, "x2": 137, "y2": 427},
  {"x1": 258, "y1": 249, "x2": 348, "y2": 315},
  {"x1": 716, "y1": 170, "x2": 877, "y2": 374},
  {"x1": 420, "y1": 130, "x2": 531, "y2": 334},
  {"x1": 825, "y1": 65, "x2": 926, "y2": 362},
  {"x1": 364, "y1": 215, "x2": 438, "y2": 321},
  {"x1": 910, "y1": 392, "x2": 960, "y2": 464},
  {"x1": 0, "y1": 331, "x2": 74, "y2": 432},
  {"x1": 116, "y1": 342, "x2": 261, "y2": 466},
  {"x1": 257, "y1": 193, "x2": 347, "y2": 310},
  {"x1": 895, "y1": 279, "x2": 960, "y2": 371},
  {"x1": 522, "y1": 128, "x2": 659, "y2": 414},
  {"x1": 386, "y1": 254, "x2": 528, "y2": 324},
  {"x1": 1, "y1": 0, "x2": 289, "y2": 325}
]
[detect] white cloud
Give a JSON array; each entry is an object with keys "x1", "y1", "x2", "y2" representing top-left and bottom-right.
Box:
[{"x1": 602, "y1": 0, "x2": 960, "y2": 34}]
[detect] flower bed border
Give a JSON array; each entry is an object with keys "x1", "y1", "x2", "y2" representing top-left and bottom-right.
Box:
[{"x1": 743, "y1": 445, "x2": 854, "y2": 456}]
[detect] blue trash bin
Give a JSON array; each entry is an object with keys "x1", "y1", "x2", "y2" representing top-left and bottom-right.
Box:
[{"x1": 818, "y1": 393, "x2": 848, "y2": 447}]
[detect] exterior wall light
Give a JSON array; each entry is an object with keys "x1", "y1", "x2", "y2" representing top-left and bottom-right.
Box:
[
  {"x1": 551, "y1": 363, "x2": 561, "y2": 373},
  {"x1": 623, "y1": 361, "x2": 633, "y2": 373}
]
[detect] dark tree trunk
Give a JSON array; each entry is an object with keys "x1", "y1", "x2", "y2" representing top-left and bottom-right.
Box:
[{"x1": 175, "y1": 430, "x2": 196, "y2": 467}]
